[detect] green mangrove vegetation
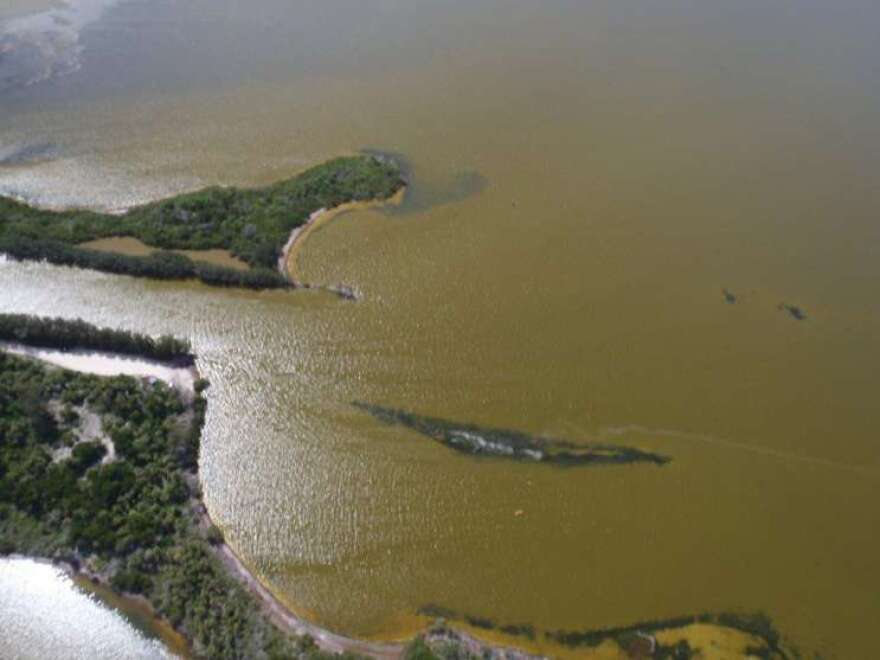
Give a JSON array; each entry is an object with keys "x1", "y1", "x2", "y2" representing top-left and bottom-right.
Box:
[
  {"x1": 353, "y1": 402, "x2": 671, "y2": 467},
  {"x1": 0, "y1": 330, "x2": 348, "y2": 659},
  {"x1": 0, "y1": 316, "x2": 795, "y2": 660},
  {"x1": 0, "y1": 155, "x2": 404, "y2": 289},
  {"x1": 0, "y1": 313, "x2": 193, "y2": 364},
  {"x1": 544, "y1": 611, "x2": 792, "y2": 658}
]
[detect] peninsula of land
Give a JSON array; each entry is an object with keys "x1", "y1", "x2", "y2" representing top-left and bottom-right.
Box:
[{"x1": 0, "y1": 155, "x2": 404, "y2": 290}]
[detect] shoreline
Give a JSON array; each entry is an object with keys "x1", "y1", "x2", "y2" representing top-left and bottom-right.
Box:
[
  {"x1": 0, "y1": 336, "x2": 792, "y2": 659},
  {"x1": 196, "y1": 507, "x2": 547, "y2": 660},
  {"x1": 0, "y1": 155, "x2": 404, "y2": 291},
  {"x1": 196, "y1": 501, "x2": 545, "y2": 660},
  {"x1": 19, "y1": 508, "x2": 543, "y2": 660},
  {"x1": 193, "y1": 501, "x2": 407, "y2": 659},
  {"x1": 279, "y1": 187, "x2": 407, "y2": 288},
  {"x1": 1, "y1": 339, "x2": 539, "y2": 659},
  {"x1": 0, "y1": 341, "x2": 198, "y2": 401}
]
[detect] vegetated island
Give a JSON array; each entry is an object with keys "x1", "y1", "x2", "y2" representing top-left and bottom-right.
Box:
[
  {"x1": 354, "y1": 401, "x2": 670, "y2": 467},
  {"x1": 0, "y1": 154, "x2": 405, "y2": 291},
  {"x1": 0, "y1": 314, "x2": 800, "y2": 660}
]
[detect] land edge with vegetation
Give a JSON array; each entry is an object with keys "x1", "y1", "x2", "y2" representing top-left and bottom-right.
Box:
[
  {"x1": 0, "y1": 154, "x2": 406, "y2": 293},
  {"x1": 0, "y1": 314, "x2": 797, "y2": 659},
  {"x1": 0, "y1": 314, "x2": 530, "y2": 659},
  {"x1": 279, "y1": 188, "x2": 406, "y2": 298}
]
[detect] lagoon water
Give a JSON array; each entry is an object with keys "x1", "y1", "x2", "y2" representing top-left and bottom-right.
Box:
[
  {"x1": 2, "y1": 0, "x2": 880, "y2": 657},
  {"x1": 0, "y1": 557, "x2": 176, "y2": 659}
]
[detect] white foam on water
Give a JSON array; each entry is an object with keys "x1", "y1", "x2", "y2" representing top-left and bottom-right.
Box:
[{"x1": 448, "y1": 430, "x2": 517, "y2": 457}]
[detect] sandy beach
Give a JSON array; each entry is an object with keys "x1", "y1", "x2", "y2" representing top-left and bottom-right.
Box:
[
  {"x1": 279, "y1": 188, "x2": 407, "y2": 286},
  {"x1": 0, "y1": 341, "x2": 198, "y2": 400}
]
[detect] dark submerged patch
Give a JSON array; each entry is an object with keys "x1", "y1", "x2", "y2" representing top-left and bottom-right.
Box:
[
  {"x1": 361, "y1": 148, "x2": 488, "y2": 215},
  {"x1": 353, "y1": 402, "x2": 670, "y2": 467},
  {"x1": 0, "y1": 141, "x2": 59, "y2": 167},
  {"x1": 779, "y1": 304, "x2": 807, "y2": 321}
]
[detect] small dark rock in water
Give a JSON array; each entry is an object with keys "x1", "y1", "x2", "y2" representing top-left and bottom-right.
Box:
[
  {"x1": 722, "y1": 288, "x2": 737, "y2": 304},
  {"x1": 779, "y1": 304, "x2": 807, "y2": 321}
]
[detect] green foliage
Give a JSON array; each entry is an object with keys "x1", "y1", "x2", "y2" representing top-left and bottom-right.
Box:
[
  {"x1": 404, "y1": 637, "x2": 441, "y2": 660},
  {"x1": 655, "y1": 641, "x2": 695, "y2": 659},
  {"x1": 0, "y1": 313, "x2": 193, "y2": 363},
  {"x1": 0, "y1": 343, "x2": 308, "y2": 659},
  {"x1": 0, "y1": 155, "x2": 404, "y2": 288},
  {"x1": 69, "y1": 441, "x2": 106, "y2": 474},
  {"x1": 0, "y1": 236, "x2": 289, "y2": 290},
  {"x1": 204, "y1": 524, "x2": 224, "y2": 546}
]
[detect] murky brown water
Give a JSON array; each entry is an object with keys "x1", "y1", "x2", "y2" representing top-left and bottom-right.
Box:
[{"x1": 2, "y1": 1, "x2": 879, "y2": 657}]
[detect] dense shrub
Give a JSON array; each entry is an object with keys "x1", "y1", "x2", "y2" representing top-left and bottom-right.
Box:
[
  {"x1": 0, "y1": 344, "x2": 310, "y2": 658},
  {"x1": 0, "y1": 313, "x2": 193, "y2": 364},
  {"x1": 0, "y1": 155, "x2": 404, "y2": 288}
]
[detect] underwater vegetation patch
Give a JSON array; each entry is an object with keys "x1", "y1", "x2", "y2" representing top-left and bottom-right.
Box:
[
  {"x1": 360, "y1": 148, "x2": 488, "y2": 215},
  {"x1": 353, "y1": 402, "x2": 670, "y2": 467},
  {"x1": 722, "y1": 287, "x2": 737, "y2": 304}
]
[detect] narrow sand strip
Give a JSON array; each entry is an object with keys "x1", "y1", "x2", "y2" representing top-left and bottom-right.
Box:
[
  {"x1": 280, "y1": 188, "x2": 406, "y2": 286},
  {"x1": 196, "y1": 501, "x2": 405, "y2": 659},
  {"x1": 0, "y1": 342, "x2": 197, "y2": 400}
]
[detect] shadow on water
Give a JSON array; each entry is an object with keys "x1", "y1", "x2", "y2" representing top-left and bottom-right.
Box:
[
  {"x1": 0, "y1": 141, "x2": 59, "y2": 167},
  {"x1": 360, "y1": 148, "x2": 488, "y2": 215},
  {"x1": 353, "y1": 401, "x2": 670, "y2": 467}
]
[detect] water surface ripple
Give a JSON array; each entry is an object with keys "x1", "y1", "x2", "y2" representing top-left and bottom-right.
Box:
[{"x1": 2, "y1": 1, "x2": 880, "y2": 658}]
